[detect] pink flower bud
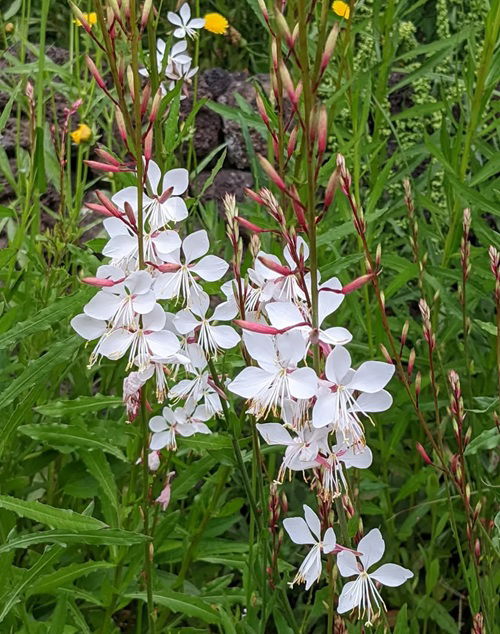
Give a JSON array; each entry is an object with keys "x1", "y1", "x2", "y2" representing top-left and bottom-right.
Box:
[
  {"x1": 236, "y1": 217, "x2": 270, "y2": 233},
  {"x1": 341, "y1": 273, "x2": 374, "y2": 294},
  {"x1": 317, "y1": 106, "x2": 328, "y2": 156},
  {"x1": 416, "y1": 442, "x2": 433, "y2": 465},
  {"x1": 258, "y1": 155, "x2": 287, "y2": 192},
  {"x1": 86, "y1": 56, "x2": 107, "y2": 91},
  {"x1": 144, "y1": 127, "x2": 153, "y2": 162},
  {"x1": 85, "y1": 160, "x2": 124, "y2": 173},
  {"x1": 85, "y1": 202, "x2": 114, "y2": 216},
  {"x1": 256, "y1": 93, "x2": 270, "y2": 127},
  {"x1": 140, "y1": 0, "x2": 153, "y2": 28},
  {"x1": 140, "y1": 83, "x2": 151, "y2": 117},
  {"x1": 156, "y1": 262, "x2": 182, "y2": 273},
  {"x1": 258, "y1": 255, "x2": 291, "y2": 276},
  {"x1": 148, "y1": 450, "x2": 160, "y2": 471},
  {"x1": 244, "y1": 188, "x2": 267, "y2": 206},
  {"x1": 149, "y1": 90, "x2": 162, "y2": 123},
  {"x1": 234, "y1": 320, "x2": 281, "y2": 335},
  {"x1": 115, "y1": 107, "x2": 127, "y2": 143},
  {"x1": 82, "y1": 277, "x2": 121, "y2": 287},
  {"x1": 156, "y1": 472, "x2": 175, "y2": 511},
  {"x1": 287, "y1": 126, "x2": 298, "y2": 159},
  {"x1": 94, "y1": 148, "x2": 121, "y2": 167}
]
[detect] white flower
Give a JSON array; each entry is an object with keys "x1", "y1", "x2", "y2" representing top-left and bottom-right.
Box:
[
  {"x1": 97, "y1": 304, "x2": 180, "y2": 370},
  {"x1": 254, "y1": 237, "x2": 309, "y2": 303},
  {"x1": 169, "y1": 343, "x2": 222, "y2": 415},
  {"x1": 123, "y1": 365, "x2": 153, "y2": 421},
  {"x1": 312, "y1": 346, "x2": 394, "y2": 444},
  {"x1": 84, "y1": 270, "x2": 157, "y2": 328},
  {"x1": 149, "y1": 401, "x2": 212, "y2": 451},
  {"x1": 256, "y1": 422, "x2": 328, "y2": 481},
  {"x1": 165, "y1": 58, "x2": 198, "y2": 93},
  {"x1": 154, "y1": 230, "x2": 228, "y2": 303},
  {"x1": 143, "y1": 160, "x2": 189, "y2": 228},
  {"x1": 168, "y1": 40, "x2": 192, "y2": 66},
  {"x1": 102, "y1": 217, "x2": 180, "y2": 271},
  {"x1": 228, "y1": 330, "x2": 318, "y2": 418},
  {"x1": 315, "y1": 443, "x2": 373, "y2": 498},
  {"x1": 168, "y1": 3, "x2": 205, "y2": 39},
  {"x1": 139, "y1": 39, "x2": 168, "y2": 78},
  {"x1": 337, "y1": 529, "x2": 413, "y2": 625},
  {"x1": 283, "y1": 505, "x2": 336, "y2": 589},
  {"x1": 174, "y1": 291, "x2": 240, "y2": 356}
]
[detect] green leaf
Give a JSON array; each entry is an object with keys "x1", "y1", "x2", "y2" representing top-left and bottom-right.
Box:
[
  {"x1": 0, "y1": 494, "x2": 106, "y2": 530},
  {"x1": 0, "y1": 336, "x2": 81, "y2": 410},
  {"x1": 29, "y1": 561, "x2": 114, "y2": 596},
  {"x1": 127, "y1": 591, "x2": 221, "y2": 625},
  {"x1": 464, "y1": 428, "x2": 500, "y2": 456},
  {"x1": 35, "y1": 394, "x2": 123, "y2": 418},
  {"x1": 0, "y1": 546, "x2": 63, "y2": 623},
  {"x1": 81, "y1": 451, "x2": 119, "y2": 523},
  {"x1": 0, "y1": 290, "x2": 92, "y2": 349},
  {"x1": 394, "y1": 604, "x2": 410, "y2": 634},
  {"x1": 19, "y1": 423, "x2": 127, "y2": 461},
  {"x1": 419, "y1": 597, "x2": 458, "y2": 634},
  {"x1": 0, "y1": 529, "x2": 150, "y2": 554}
]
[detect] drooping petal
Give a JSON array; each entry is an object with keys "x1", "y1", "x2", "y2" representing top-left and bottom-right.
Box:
[
  {"x1": 303, "y1": 548, "x2": 322, "y2": 590},
  {"x1": 103, "y1": 235, "x2": 136, "y2": 259},
  {"x1": 358, "y1": 528, "x2": 385, "y2": 570},
  {"x1": 336, "y1": 550, "x2": 360, "y2": 578},
  {"x1": 183, "y1": 229, "x2": 209, "y2": 264},
  {"x1": 191, "y1": 255, "x2": 229, "y2": 281},
  {"x1": 324, "y1": 345, "x2": 351, "y2": 384},
  {"x1": 150, "y1": 431, "x2": 171, "y2": 451},
  {"x1": 370, "y1": 563, "x2": 413, "y2": 587},
  {"x1": 340, "y1": 445, "x2": 373, "y2": 469},
  {"x1": 71, "y1": 314, "x2": 106, "y2": 340},
  {"x1": 210, "y1": 325, "x2": 240, "y2": 349},
  {"x1": 256, "y1": 423, "x2": 293, "y2": 446},
  {"x1": 228, "y1": 366, "x2": 273, "y2": 398},
  {"x1": 149, "y1": 416, "x2": 167, "y2": 432},
  {"x1": 352, "y1": 389, "x2": 393, "y2": 413},
  {"x1": 323, "y1": 527, "x2": 337, "y2": 554},
  {"x1": 84, "y1": 291, "x2": 122, "y2": 321},
  {"x1": 312, "y1": 391, "x2": 335, "y2": 429},
  {"x1": 318, "y1": 277, "x2": 343, "y2": 323},
  {"x1": 348, "y1": 361, "x2": 395, "y2": 393},
  {"x1": 337, "y1": 580, "x2": 359, "y2": 614},
  {"x1": 162, "y1": 168, "x2": 189, "y2": 195},
  {"x1": 99, "y1": 329, "x2": 135, "y2": 360},
  {"x1": 288, "y1": 367, "x2": 318, "y2": 399},
  {"x1": 303, "y1": 504, "x2": 321, "y2": 540},
  {"x1": 283, "y1": 517, "x2": 316, "y2": 545},
  {"x1": 112, "y1": 186, "x2": 139, "y2": 213},
  {"x1": 320, "y1": 326, "x2": 352, "y2": 346}
]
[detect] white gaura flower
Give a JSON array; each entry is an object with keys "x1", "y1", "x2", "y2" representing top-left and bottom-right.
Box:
[
  {"x1": 84, "y1": 270, "x2": 157, "y2": 328},
  {"x1": 102, "y1": 217, "x2": 180, "y2": 270},
  {"x1": 337, "y1": 529, "x2": 413, "y2": 625},
  {"x1": 264, "y1": 298, "x2": 352, "y2": 347},
  {"x1": 312, "y1": 346, "x2": 395, "y2": 444},
  {"x1": 149, "y1": 401, "x2": 212, "y2": 451},
  {"x1": 314, "y1": 442, "x2": 373, "y2": 499},
  {"x1": 169, "y1": 343, "x2": 222, "y2": 415},
  {"x1": 174, "y1": 291, "x2": 240, "y2": 356},
  {"x1": 139, "y1": 39, "x2": 168, "y2": 78},
  {"x1": 283, "y1": 505, "x2": 336, "y2": 590},
  {"x1": 168, "y1": 40, "x2": 192, "y2": 66},
  {"x1": 154, "y1": 230, "x2": 228, "y2": 303},
  {"x1": 254, "y1": 237, "x2": 309, "y2": 303},
  {"x1": 256, "y1": 422, "x2": 328, "y2": 481},
  {"x1": 143, "y1": 160, "x2": 189, "y2": 228},
  {"x1": 165, "y1": 58, "x2": 198, "y2": 93},
  {"x1": 71, "y1": 313, "x2": 108, "y2": 366},
  {"x1": 98, "y1": 304, "x2": 180, "y2": 370},
  {"x1": 168, "y1": 3, "x2": 205, "y2": 39},
  {"x1": 228, "y1": 330, "x2": 318, "y2": 419}
]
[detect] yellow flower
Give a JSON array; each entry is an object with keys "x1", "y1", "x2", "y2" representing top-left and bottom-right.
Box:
[
  {"x1": 71, "y1": 123, "x2": 92, "y2": 144},
  {"x1": 203, "y1": 12, "x2": 229, "y2": 35},
  {"x1": 73, "y1": 11, "x2": 98, "y2": 27},
  {"x1": 332, "y1": 1, "x2": 350, "y2": 19}
]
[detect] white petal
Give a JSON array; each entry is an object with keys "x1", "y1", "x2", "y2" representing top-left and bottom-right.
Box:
[
  {"x1": 132, "y1": 291, "x2": 157, "y2": 315},
  {"x1": 288, "y1": 367, "x2": 318, "y2": 399},
  {"x1": 265, "y1": 301, "x2": 303, "y2": 330},
  {"x1": 304, "y1": 548, "x2": 322, "y2": 590},
  {"x1": 183, "y1": 230, "x2": 209, "y2": 264},
  {"x1": 179, "y1": 3, "x2": 191, "y2": 23},
  {"x1": 103, "y1": 235, "x2": 136, "y2": 259},
  {"x1": 189, "y1": 291, "x2": 209, "y2": 318},
  {"x1": 256, "y1": 423, "x2": 293, "y2": 446},
  {"x1": 243, "y1": 331, "x2": 276, "y2": 366},
  {"x1": 320, "y1": 326, "x2": 352, "y2": 346},
  {"x1": 303, "y1": 505, "x2": 321, "y2": 540},
  {"x1": 112, "y1": 186, "x2": 138, "y2": 213},
  {"x1": 150, "y1": 431, "x2": 171, "y2": 451},
  {"x1": 324, "y1": 346, "x2": 351, "y2": 384},
  {"x1": 162, "y1": 168, "x2": 189, "y2": 195},
  {"x1": 283, "y1": 237, "x2": 309, "y2": 268},
  {"x1": 176, "y1": 423, "x2": 199, "y2": 437},
  {"x1": 323, "y1": 527, "x2": 336, "y2": 553},
  {"x1": 149, "y1": 416, "x2": 167, "y2": 432},
  {"x1": 173, "y1": 26, "x2": 186, "y2": 39},
  {"x1": 349, "y1": 361, "x2": 395, "y2": 393},
  {"x1": 189, "y1": 18, "x2": 205, "y2": 28},
  {"x1": 154, "y1": 230, "x2": 182, "y2": 257},
  {"x1": 318, "y1": 277, "x2": 343, "y2": 323},
  {"x1": 336, "y1": 551, "x2": 360, "y2": 578},
  {"x1": 99, "y1": 329, "x2": 134, "y2": 360},
  {"x1": 312, "y1": 392, "x2": 335, "y2": 428},
  {"x1": 171, "y1": 40, "x2": 187, "y2": 55},
  {"x1": 370, "y1": 563, "x2": 413, "y2": 587},
  {"x1": 337, "y1": 580, "x2": 359, "y2": 614},
  {"x1": 146, "y1": 331, "x2": 180, "y2": 358},
  {"x1": 283, "y1": 517, "x2": 315, "y2": 545},
  {"x1": 228, "y1": 366, "x2": 273, "y2": 398},
  {"x1": 210, "y1": 325, "x2": 240, "y2": 349},
  {"x1": 84, "y1": 291, "x2": 121, "y2": 321},
  {"x1": 358, "y1": 528, "x2": 385, "y2": 570},
  {"x1": 103, "y1": 217, "x2": 131, "y2": 237},
  {"x1": 276, "y1": 330, "x2": 308, "y2": 366},
  {"x1": 173, "y1": 309, "x2": 200, "y2": 335},
  {"x1": 211, "y1": 299, "x2": 238, "y2": 322},
  {"x1": 143, "y1": 304, "x2": 166, "y2": 331},
  {"x1": 164, "y1": 197, "x2": 188, "y2": 222},
  {"x1": 71, "y1": 314, "x2": 106, "y2": 340},
  {"x1": 191, "y1": 255, "x2": 229, "y2": 281},
  {"x1": 146, "y1": 160, "x2": 162, "y2": 194},
  {"x1": 352, "y1": 390, "x2": 393, "y2": 413},
  {"x1": 340, "y1": 446, "x2": 373, "y2": 470},
  {"x1": 167, "y1": 11, "x2": 183, "y2": 26},
  {"x1": 125, "y1": 270, "x2": 152, "y2": 295}
]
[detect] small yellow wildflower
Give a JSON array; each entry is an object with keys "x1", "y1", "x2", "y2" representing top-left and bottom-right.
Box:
[
  {"x1": 203, "y1": 12, "x2": 229, "y2": 35},
  {"x1": 332, "y1": 1, "x2": 350, "y2": 19},
  {"x1": 5, "y1": 22, "x2": 15, "y2": 34},
  {"x1": 73, "y1": 11, "x2": 98, "y2": 27},
  {"x1": 71, "y1": 123, "x2": 92, "y2": 144}
]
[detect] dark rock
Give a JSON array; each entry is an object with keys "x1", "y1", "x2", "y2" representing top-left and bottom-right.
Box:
[{"x1": 196, "y1": 168, "x2": 253, "y2": 210}]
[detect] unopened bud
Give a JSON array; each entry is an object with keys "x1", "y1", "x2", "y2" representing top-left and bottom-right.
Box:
[
  {"x1": 401, "y1": 320, "x2": 409, "y2": 347},
  {"x1": 258, "y1": 155, "x2": 287, "y2": 192},
  {"x1": 140, "y1": 83, "x2": 151, "y2": 117},
  {"x1": 342, "y1": 273, "x2": 374, "y2": 294},
  {"x1": 86, "y1": 55, "x2": 107, "y2": 91},
  {"x1": 279, "y1": 62, "x2": 297, "y2": 108},
  {"x1": 144, "y1": 128, "x2": 153, "y2": 161},
  {"x1": 70, "y1": 2, "x2": 93, "y2": 34},
  {"x1": 257, "y1": 0, "x2": 269, "y2": 22},
  {"x1": 375, "y1": 244, "x2": 382, "y2": 269},
  {"x1": 256, "y1": 93, "x2": 270, "y2": 127},
  {"x1": 324, "y1": 168, "x2": 340, "y2": 209},
  {"x1": 474, "y1": 538, "x2": 481, "y2": 560},
  {"x1": 124, "y1": 201, "x2": 136, "y2": 226},
  {"x1": 415, "y1": 371, "x2": 422, "y2": 399},
  {"x1": 464, "y1": 426, "x2": 472, "y2": 447},
  {"x1": 416, "y1": 442, "x2": 433, "y2": 465},
  {"x1": 127, "y1": 65, "x2": 135, "y2": 100},
  {"x1": 275, "y1": 10, "x2": 293, "y2": 48},
  {"x1": 115, "y1": 107, "x2": 127, "y2": 143},
  {"x1": 149, "y1": 90, "x2": 162, "y2": 123},
  {"x1": 321, "y1": 23, "x2": 340, "y2": 73},
  {"x1": 380, "y1": 344, "x2": 392, "y2": 365},
  {"x1": 141, "y1": 0, "x2": 153, "y2": 28},
  {"x1": 287, "y1": 126, "x2": 298, "y2": 159},
  {"x1": 317, "y1": 106, "x2": 328, "y2": 156},
  {"x1": 407, "y1": 348, "x2": 416, "y2": 376}
]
